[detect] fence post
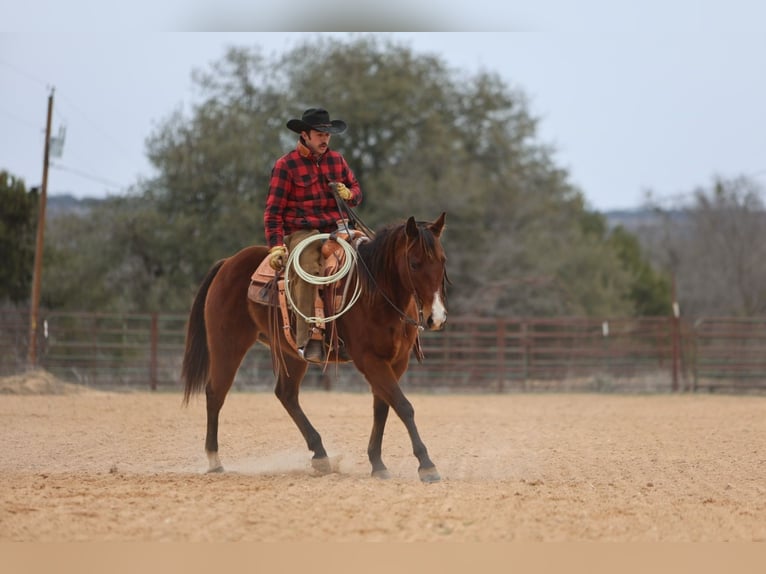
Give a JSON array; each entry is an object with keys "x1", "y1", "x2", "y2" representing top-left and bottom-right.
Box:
[
  {"x1": 670, "y1": 276, "x2": 681, "y2": 392},
  {"x1": 150, "y1": 313, "x2": 158, "y2": 391},
  {"x1": 690, "y1": 319, "x2": 699, "y2": 392},
  {"x1": 671, "y1": 314, "x2": 680, "y2": 392},
  {"x1": 521, "y1": 321, "x2": 529, "y2": 390},
  {"x1": 496, "y1": 319, "x2": 505, "y2": 392}
]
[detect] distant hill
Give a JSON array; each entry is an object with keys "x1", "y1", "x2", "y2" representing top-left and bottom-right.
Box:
[
  {"x1": 47, "y1": 193, "x2": 681, "y2": 233},
  {"x1": 603, "y1": 207, "x2": 687, "y2": 232},
  {"x1": 47, "y1": 194, "x2": 102, "y2": 218}
]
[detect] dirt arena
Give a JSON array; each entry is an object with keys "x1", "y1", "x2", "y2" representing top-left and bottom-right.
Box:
[{"x1": 1, "y1": 370, "x2": 765, "y2": 542}]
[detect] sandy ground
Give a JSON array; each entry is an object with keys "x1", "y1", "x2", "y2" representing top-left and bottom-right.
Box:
[{"x1": 1, "y1": 370, "x2": 765, "y2": 542}]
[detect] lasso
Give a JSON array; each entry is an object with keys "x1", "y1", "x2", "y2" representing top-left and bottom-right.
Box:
[{"x1": 284, "y1": 233, "x2": 363, "y2": 323}]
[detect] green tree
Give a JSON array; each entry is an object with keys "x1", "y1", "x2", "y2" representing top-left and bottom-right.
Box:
[
  {"x1": 187, "y1": 36, "x2": 643, "y2": 316},
  {"x1": 43, "y1": 194, "x2": 196, "y2": 312},
  {"x1": 607, "y1": 225, "x2": 671, "y2": 316},
  {"x1": 0, "y1": 171, "x2": 37, "y2": 303}
]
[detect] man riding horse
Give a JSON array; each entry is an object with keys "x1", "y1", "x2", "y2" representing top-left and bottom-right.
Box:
[{"x1": 264, "y1": 107, "x2": 362, "y2": 363}]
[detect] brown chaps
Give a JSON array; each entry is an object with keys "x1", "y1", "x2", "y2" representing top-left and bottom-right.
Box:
[{"x1": 284, "y1": 229, "x2": 322, "y2": 348}]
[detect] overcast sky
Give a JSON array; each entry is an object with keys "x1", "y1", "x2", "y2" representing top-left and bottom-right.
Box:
[{"x1": 2, "y1": 2, "x2": 765, "y2": 212}]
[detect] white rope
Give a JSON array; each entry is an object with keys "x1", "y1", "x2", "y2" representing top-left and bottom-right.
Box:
[{"x1": 284, "y1": 233, "x2": 363, "y2": 323}]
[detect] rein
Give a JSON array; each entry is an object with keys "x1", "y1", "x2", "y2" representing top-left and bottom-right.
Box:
[
  {"x1": 329, "y1": 183, "x2": 376, "y2": 238},
  {"x1": 367, "y1": 262, "x2": 425, "y2": 330},
  {"x1": 329, "y1": 184, "x2": 425, "y2": 330}
]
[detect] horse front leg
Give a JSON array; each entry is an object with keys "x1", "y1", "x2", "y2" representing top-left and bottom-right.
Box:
[
  {"x1": 390, "y1": 386, "x2": 441, "y2": 483},
  {"x1": 364, "y1": 359, "x2": 440, "y2": 483},
  {"x1": 368, "y1": 394, "x2": 391, "y2": 479},
  {"x1": 274, "y1": 355, "x2": 331, "y2": 474}
]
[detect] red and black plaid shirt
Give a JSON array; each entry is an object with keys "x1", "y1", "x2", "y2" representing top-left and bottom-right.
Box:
[{"x1": 264, "y1": 140, "x2": 362, "y2": 248}]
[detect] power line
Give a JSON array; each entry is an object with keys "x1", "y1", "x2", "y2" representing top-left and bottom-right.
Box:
[
  {"x1": 0, "y1": 105, "x2": 42, "y2": 131},
  {"x1": 0, "y1": 57, "x2": 50, "y2": 90},
  {"x1": 0, "y1": 58, "x2": 48, "y2": 131},
  {"x1": 50, "y1": 161, "x2": 127, "y2": 190},
  {"x1": 55, "y1": 92, "x2": 136, "y2": 159},
  {"x1": 2, "y1": 56, "x2": 137, "y2": 172}
]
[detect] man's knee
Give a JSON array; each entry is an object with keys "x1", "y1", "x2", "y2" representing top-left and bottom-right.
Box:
[{"x1": 286, "y1": 230, "x2": 322, "y2": 275}]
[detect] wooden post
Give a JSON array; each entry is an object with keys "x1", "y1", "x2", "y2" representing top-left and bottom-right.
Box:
[
  {"x1": 28, "y1": 88, "x2": 54, "y2": 367},
  {"x1": 150, "y1": 313, "x2": 158, "y2": 391},
  {"x1": 496, "y1": 319, "x2": 505, "y2": 392},
  {"x1": 521, "y1": 321, "x2": 529, "y2": 390},
  {"x1": 671, "y1": 275, "x2": 680, "y2": 392}
]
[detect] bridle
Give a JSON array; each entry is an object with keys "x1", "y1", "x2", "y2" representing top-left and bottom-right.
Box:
[
  {"x1": 329, "y1": 185, "x2": 440, "y2": 331},
  {"x1": 355, "y1": 235, "x2": 427, "y2": 331}
]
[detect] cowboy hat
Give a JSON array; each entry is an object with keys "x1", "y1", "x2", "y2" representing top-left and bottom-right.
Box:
[{"x1": 286, "y1": 108, "x2": 347, "y2": 134}]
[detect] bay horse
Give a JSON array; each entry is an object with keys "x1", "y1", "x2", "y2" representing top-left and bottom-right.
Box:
[{"x1": 181, "y1": 213, "x2": 447, "y2": 482}]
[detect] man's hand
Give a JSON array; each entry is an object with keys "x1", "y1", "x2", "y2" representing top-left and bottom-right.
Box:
[
  {"x1": 268, "y1": 245, "x2": 288, "y2": 271},
  {"x1": 332, "y1": 182, "x2": 352, "y2": 200}
]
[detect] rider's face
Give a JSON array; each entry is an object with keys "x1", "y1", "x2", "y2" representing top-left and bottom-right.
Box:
[{"x1": 302, "y1": 129, "x2": 331, "y2": 155}]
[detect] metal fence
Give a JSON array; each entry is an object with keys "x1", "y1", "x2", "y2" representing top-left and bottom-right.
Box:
[{"x1": 2, "y1": 309, "x2": 766, "y2": 393}]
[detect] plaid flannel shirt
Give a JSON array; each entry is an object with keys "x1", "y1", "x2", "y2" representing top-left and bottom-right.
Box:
[{"x1": 264, "y1": 142, "x2": 362, "y2": 248}]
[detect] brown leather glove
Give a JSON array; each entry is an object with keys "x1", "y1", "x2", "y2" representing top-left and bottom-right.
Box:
[{"x1": 268, "y1": 245, "x2": 288, "y2": 271}]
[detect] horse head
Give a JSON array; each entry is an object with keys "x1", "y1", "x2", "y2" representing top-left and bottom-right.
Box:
[{"x1": 403, "y1": 212, "x2": 448, "y2": 331}]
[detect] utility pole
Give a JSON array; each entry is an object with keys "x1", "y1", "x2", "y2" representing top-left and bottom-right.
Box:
[{"x1": 28, "y1": 87, "x2": 54, "y2": 367}]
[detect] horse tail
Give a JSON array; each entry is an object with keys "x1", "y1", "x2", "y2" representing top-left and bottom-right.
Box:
[{"x1": 181, "y1": 259, "x2": 225, "y2": 406}]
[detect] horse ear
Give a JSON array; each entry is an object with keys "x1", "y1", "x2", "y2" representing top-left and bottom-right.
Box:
[
  {"x1": 430, "y1": 212, "x2": 446, "y2": 237},
  {"x1": 406, "y1": 216, "x2": 419, "y2": 239}
]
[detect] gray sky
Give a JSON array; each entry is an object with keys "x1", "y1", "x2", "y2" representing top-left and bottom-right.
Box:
[{"x1": 2, "y1": 3, "x2": 765, "y2": 211}]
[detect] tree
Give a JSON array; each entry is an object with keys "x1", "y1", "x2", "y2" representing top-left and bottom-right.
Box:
[
  {"x1": 646, "y1": 175, "x2": 766, "y2": 316},
  {"x1": 210, "y1": 36, "x2": 643, "y2": 316},
  {"x1": 0, "y1": 171, "x2": 37, "y2": 304},
  {"x1": 42, "y1": 193, "x2": 199, "y2": 312},
  {"x1": 43, "y1": 36, "x2": 664, "y2": 318},
  {"x1": 607, "y1": 225, "x2": 671, "y2": 316}
]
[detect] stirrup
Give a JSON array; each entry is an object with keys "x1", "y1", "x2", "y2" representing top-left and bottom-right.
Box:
[{"x1": 300, "y1": 339, "x2": 325, "y2": 362}]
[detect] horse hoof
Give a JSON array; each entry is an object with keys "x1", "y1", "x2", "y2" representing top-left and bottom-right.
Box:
[
  {"x1": 311, "y1": 456, "x2": 332, "y2": 475},
  {"x1": 371, "y1": 469, "x2": 392, "y2": 480},
  {"x1": 418, "y1": 467, "x2": 441, "y2": 483},
  {"x1": 206, "y1": 465, "x2": 224, "y2": 474}
]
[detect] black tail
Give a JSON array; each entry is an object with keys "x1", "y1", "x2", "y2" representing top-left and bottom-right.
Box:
[{"x1": 181, "y1": 259, "x2": 225, "y2": 406}]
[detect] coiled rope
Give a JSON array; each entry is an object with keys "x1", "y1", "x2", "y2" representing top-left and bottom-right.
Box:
[{"x1": 283, "y1": 233, "x2": 363, "y2": 323}]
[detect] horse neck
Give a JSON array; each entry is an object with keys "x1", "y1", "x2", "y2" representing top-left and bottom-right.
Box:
[{"x1": 359, "y1": 247, "x2": 415, "y2": 317}]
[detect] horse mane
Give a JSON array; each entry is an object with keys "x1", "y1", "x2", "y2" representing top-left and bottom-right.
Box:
[{"x1": 357, "y1": 220, "x2": 441, "y2": 301}]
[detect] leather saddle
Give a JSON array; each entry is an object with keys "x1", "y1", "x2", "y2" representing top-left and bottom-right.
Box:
[{"x1": 248, "y1": 232, "x2": 367, "y2": 362}]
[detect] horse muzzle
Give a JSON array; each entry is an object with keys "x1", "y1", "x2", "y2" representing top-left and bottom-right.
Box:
[{"x1": 424, "y1": 291, "x2": 447, "y2": 331}]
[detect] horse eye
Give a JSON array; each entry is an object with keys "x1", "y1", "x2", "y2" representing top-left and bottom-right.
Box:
[{"x1": 409, "y1": 260, "x2": 421, "y2": 270}]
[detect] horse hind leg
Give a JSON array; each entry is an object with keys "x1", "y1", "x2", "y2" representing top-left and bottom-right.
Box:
[
  {"x1": 205, "y1": 384, "x2": 225, "y2": 473},
  {"x1": 204, "y1": 342, "x2": 253, "y2": 473}
]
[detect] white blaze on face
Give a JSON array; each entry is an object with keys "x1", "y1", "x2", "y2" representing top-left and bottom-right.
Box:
[{"x1": 430, "y1": 291, "x2": 447, "y2": 328}]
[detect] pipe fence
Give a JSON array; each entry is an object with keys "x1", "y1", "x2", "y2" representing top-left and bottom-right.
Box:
[{"x1": 2, "y1": 309, "x2": 765, "y2": 393}]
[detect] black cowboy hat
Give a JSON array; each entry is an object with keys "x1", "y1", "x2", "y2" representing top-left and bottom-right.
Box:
[{"x1": 286, "y1": 108, "x2": 347, "y2": 134}]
